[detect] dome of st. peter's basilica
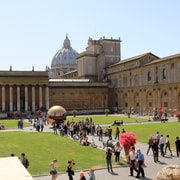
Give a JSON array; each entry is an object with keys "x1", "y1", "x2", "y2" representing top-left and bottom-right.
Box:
[{"x1": 49, "y1": 34, "x2": 78, "y2": 78}]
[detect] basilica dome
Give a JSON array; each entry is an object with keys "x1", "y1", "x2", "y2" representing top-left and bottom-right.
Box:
[{"x1": 50, "y1": 35, "x2": 78, "y2": 77}]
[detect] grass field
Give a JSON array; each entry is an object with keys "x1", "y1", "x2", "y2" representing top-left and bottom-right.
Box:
[
  {"x1": 0, "y1": 131, "x2": 125, "y2": 175},
  {"x1": 66, "y1": 115, "x2": 147, "y2": 124},
  {"x1": 0, "y1": 116, "x2": 179, "y2": 175},
  {"x1": 106, "y1": 122, "x2": 180, "y2": 150},
  {"x1": 0, "y1": 119, "x2": 31, "y2": 129}
]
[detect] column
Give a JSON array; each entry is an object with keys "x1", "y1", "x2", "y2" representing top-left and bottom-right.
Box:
[
  {"x1": 25, "y1": 86, "x2": 28, "y2": 111},
  {"x1": 2, "y1": 85, "x2": 5, "y2": 111},
  {"x1": 9, "y1": 86, "x2": 13, "y2": 112},
  {"x1": 45, "y1": 86, "x2": 49, "y2": 110},
  {"x1": 17, "y1": 86, "x2": 20, "y2": 111},
  {"x1": 39, "y1": 86, "x2": 42, "y2": 108},
  {"x1": 32, "y1": 86, "x2": 35, "y2": 112}
]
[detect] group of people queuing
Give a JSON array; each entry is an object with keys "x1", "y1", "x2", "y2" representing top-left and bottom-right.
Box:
[{"x1": 146, "y1": 132, "x2": 180, "y2": 162}]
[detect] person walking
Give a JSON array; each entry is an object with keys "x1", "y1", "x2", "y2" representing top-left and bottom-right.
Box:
[
  {"x1": 106, "y1": 148, "x2": 113, "y2": 173},
  {"x1": 146, "y1": 136, "x2": 154, "y2": 155},
  {"x1": 98, "y1": 127, "x2": 103, "y2": 142},
  {"x1": 107, "y1": 126, "x2": 112, "y2": 138},
  {"x1": 136, "y1": 149, "x2": 145, "y2": 178},
  {"x1": 152, "y1": 138, "x2": 159, "y2": 163},
  {"x1": 159, "y1": 134, "x2": 165, "y2": 157},
  {"x1": 129, "y1": 146, "x2": 138, "y2": 177},
  {"x1": 114, "y1": 141, "x2": 122, "y2": 163},
  {"x1": 164, "y1": 135, "x2": 172, "y2": 156},
  {"x1": 49, "y1": 159, "x2": 58, "y2": 180},
  {"x1": 114, "y1": 127, "x2": 120, "y2": 140},
  {"x1": 175, "y1": 136, "x2": 180, "y2": 157}
]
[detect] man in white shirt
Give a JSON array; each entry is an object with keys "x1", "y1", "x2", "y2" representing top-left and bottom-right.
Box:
[
  {"x1": 159, "y1": 134, "x2": 165, "y2": 157},
  {"x1": 129, "y1": 146, "x2": 138, "y2": 176}
]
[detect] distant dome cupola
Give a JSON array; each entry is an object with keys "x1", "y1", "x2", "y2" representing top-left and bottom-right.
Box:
[
  {"x1": 63, "y1": 34, "x2": 71, "y2": 48},
  {"x1": 49, "y1": 34, "x2": 78, "y2": 78}
]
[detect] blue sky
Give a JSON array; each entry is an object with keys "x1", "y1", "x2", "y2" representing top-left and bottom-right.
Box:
[{"x1": 0, "y1": 0, "x2": 179, "y2": 71}]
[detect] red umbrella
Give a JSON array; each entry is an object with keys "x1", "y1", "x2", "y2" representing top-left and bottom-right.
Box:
[
  {"x1": 36, "y1": 109, "x2": 42, "y2": 115},
  {"x1": 157, "y1": 109, "x2": 164, "y2": 113}
]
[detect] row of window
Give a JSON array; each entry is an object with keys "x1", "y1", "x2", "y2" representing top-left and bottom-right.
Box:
[{"x1": 124, "y1": 102, "x2": 168, "y2": 108}]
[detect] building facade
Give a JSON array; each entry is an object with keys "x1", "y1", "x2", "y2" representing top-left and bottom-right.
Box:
[
  {"x1": 0, "y1": 36, "x2": 179, "y2": 117},
  {"x1": 0, "y1": 71, "x2": 49, "y2": 114},
  {"x1": 106, "y1": 53, "x2": 180, "y2": 115}
]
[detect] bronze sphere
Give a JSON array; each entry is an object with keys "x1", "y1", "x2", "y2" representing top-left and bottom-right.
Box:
[{"x1": 47, "y1": 105, "x2": 67, "y2": 124}]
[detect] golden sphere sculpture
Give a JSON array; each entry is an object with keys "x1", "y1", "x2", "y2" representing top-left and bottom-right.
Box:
[{"x1": 47, "y1": 105, "x2": 67, "y2": 124}]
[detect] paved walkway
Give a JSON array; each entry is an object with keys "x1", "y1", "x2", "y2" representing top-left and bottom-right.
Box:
[{"x1": 3, "y1": 115, "x2": 180, "y2": 180}]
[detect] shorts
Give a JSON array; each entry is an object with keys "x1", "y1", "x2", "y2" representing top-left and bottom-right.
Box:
[{"x1": 50, "y1": 170, "x2": 57, "y2": 175}]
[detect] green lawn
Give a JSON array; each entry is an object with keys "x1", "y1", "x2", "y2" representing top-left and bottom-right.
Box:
[
  {"x1": 105, "y1": 122, "x2": 180, "y2": 150},
  {"x1": 0, "y1": 119, "x2": 31, "y2": 129},
  {"x1": 66, "y1": 115, "x2": 147, "y2": 124},
  {"x1": 0, "y1": 131, "x2": 124, "y2": 175},
  {"x1": 0, "y1": 117, "x2": 179, "y2": 176}
]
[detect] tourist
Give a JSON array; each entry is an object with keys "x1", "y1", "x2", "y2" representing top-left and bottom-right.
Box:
[
  {"x1": 152, "y1": 138, "x2": 159, "y2": 163},
  {"x1": 114, "y1": 141, "x2": 122, "y2": 163},
  {"x1": 106, "y1": 148, "x2": 113, "y2": 173},
  {"x1": 79, "y1": 171, "x2": 86, "y2": 180},
  {"x1": 67, "y1": 160, "x2": 75, "y2": 180},
  {"x1": 20, "y1": 153, "x2": 29, "y2": 169},
  {"x1": 114, "y1": 127, "x2": 120, "y2": 140},
  {"x1": 156, "y1": 131, "x2": 161, "y2": 144},
  {"x1": 136, "y1": 149, "x2": 145, "y2": 178},
  {"x1": 98, "y1": 126, "x2": 103, "y2": 142},
  {"x1": 106, "y1": 136, "x2": 114, "y2": 149},
  {"x1": 50, "y1": 159, "x2": 58, "y2": 180},
  {"x1": 159, "y1": 134, "x2": 165, "y2": 157},
  {"x1": 87, "y1": 167, "x2": 96, "y2": 180},
  {"x1": 107, "y1": 126, "x2": 112, "y2": 138},
  {"x1": 129, "y1": 146, "x2": 138, "y2": 176},
  {"x1": 146, "y1": 136, "x2": 154, "y2": 155},
  {"x1": 175, "y1": 136, "x2": 180, "y2": 157},
  {"x1": 164, "y1": 135, "x2": 172, "y2": 156}
]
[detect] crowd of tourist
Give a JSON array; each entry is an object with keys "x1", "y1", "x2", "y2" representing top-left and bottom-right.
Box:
[
  {"x1": 146, "y1": 132, "x2": 180, "y2": 162},
  {"x1": 11, "y1": 115, "x2": 179, "y2": 179}
]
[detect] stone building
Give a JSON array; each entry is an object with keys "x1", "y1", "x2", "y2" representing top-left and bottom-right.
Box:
[
  {"x1": 0, "y1": 36, "x2": 179, "y2": 117},
  {"x1": 0, "y1": 71, "x2": 49, "y2": 114},
  {"x1": 106, "y1": 53, "x2": 180, "y2": 115}
]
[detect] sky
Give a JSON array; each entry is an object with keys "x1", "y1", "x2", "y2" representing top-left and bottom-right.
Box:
[{"x1": 0, "y1": 0, "x2": 179, "y2": 71}]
